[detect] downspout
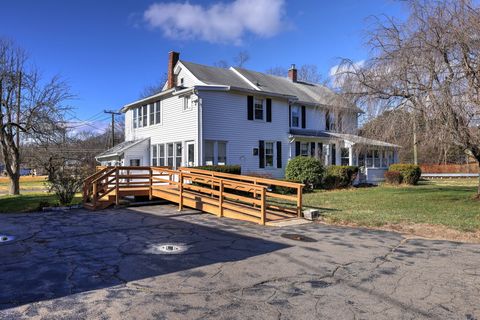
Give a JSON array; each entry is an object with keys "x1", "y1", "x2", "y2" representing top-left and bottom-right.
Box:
[{"x1": 196, "y1": 89, "x2": 203, "y2": 166}]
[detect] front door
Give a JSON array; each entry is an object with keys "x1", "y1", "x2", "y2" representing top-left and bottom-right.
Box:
[{"x1": 187, "y1": 142, "x2": 195, "y2": 167}]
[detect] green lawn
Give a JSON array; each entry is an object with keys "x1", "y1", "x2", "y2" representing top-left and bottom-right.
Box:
[
  {"x1": 0, "y1": 176, "x2": 47, "y2": 192},
  {"x1": 0, "y1": 193, "x2": 82, "y2": 213},
  {"x1": 304, "y1": 179, "x2": 480, "y2": 232}
]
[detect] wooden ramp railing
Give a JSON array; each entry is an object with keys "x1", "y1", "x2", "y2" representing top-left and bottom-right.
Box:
[{"x1": 83, "y1": 166, "x2": 304, "y2": 225}]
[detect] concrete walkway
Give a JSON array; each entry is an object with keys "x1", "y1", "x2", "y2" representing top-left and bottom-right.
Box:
[{"x1": 0, "y1": 205, "x2": 479, "y2": 319}]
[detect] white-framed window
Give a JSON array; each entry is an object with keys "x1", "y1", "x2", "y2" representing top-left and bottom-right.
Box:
[
  {"x1": 265, "y1": 142, "x2": 274, "y2": 168},
  {"x1": 341, "y1": 148, "x2": 349, "y2": 166},
  {"x1": 291, "y1": 106, "x2": 300, "y2": 127},
  {"x1": 254, "y1": 98, "x2": 264, "y2": 120},
  {"x1": 300, "y1": 142, "x2": 309, "y2": 156},
  {"x1": 374, "y1": 150, "x2": 381, "y2": 167},
  {"x1": 204, "y1": 140, "x2": 228, "y2": 165},
  {"x1": 175, "y1": 142, "x2": 182, "y2": 168},
  {"x1": 183, "y1": 96, "x2": 192, "y2": 111},
  {"x1": 159, "y1": 144, "x2": 165, "y2": 166},
  {"x1": 205, "y1": 141, "x2": 214, "y2": 165},
  {"x1": 133, "y1": 108, "x2": 138, "y2": 129},
  {"x1": 167, "y1": 143, "x2": 174, "y2": 167},
  {"x1": 141, "y1": 105, "x2": 148, "y2": 127},
  {"x1": 152, "y1": 145, "x2": 158, "y2": 166},
  {"x1": 366, "y1": 150, "x2": 373, "y2": 167},
  {"x1": 217, "y1": 141, "x2": 227, "y2": 165},
  {"x1": 326, "y1": 111, "x2": 335, "y2": 131},
  {"x1": 149, "y1": 101, "x2": 161, "y2": 125},
  {"x1": 130, "y1": 159, "x2": 141, "y2": 166}
]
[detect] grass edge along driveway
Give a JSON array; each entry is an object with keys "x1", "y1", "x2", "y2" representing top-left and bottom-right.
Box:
[{"x1": 304, "y1": 179, "x2": 480, "y2": 233}]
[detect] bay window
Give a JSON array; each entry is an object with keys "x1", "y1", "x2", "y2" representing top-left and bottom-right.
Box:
[
  {"x1": 300, "y1": 142, "x2": 309, "y2": 156},
  {"x1": 341, "y1": 148, "x2": 349, "y2": 166}
]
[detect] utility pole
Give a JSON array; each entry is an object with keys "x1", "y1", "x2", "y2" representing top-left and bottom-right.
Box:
[{"x1": 104, "y1": 110, "x2": 121, "y2": 148}]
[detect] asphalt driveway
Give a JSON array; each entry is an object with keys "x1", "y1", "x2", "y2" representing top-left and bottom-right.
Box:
[{"x1": 0, "y1": 205, "x2": 479, "y2": 319}]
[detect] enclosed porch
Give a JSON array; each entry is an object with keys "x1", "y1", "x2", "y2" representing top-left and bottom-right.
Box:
[{"x1": 289, "y1": 130, "x2": 399, "y2": 184}]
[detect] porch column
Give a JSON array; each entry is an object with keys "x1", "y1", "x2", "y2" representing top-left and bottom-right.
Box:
[{"x1": 348, "y1": 146, "x2": 354, "y2": 166}]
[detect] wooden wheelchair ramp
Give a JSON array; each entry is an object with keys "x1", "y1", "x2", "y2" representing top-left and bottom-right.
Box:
[{"x1": 83, "y1": 166, "x2": 304, "y2": 225}]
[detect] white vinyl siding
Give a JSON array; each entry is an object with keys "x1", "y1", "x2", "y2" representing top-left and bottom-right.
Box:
[{"x1": 201, "y1": 91, "x2": 289, "y2": 177}]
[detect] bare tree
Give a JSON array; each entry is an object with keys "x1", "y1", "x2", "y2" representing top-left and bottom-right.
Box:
[
  {"x1": 267, "y1": 64, "x2": 323, "y2": 83},
  {"x1": 233, "y1": 50, "x2": 250, "y2": 68},
  {"x1": 338, "y1": 0, "x2": 480, "y2": 195},
  {"x1": 213, "y1": 60, "x2": 229, "y2": 68},
  {"x1": 139, "y1": 72, "x2": 167, "y2": 98},
  {"x1": 0, "y1": 39, "x2": 71, "y2": 195}
]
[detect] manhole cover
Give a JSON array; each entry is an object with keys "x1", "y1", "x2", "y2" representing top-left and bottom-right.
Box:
[
  {"x1": 146, "y1": 243, "x2": 188, "y2": 255},
  {"x1": 281, "y1": 233, "x2": 317, "y2": 242},
  {"x1": 0, "y1": 235, "x2": 14, "y2": 243}
]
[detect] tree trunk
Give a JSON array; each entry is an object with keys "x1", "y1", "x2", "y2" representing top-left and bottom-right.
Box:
[{"x1": 8, "y1": 173, "x2": 20, "y2": 195}]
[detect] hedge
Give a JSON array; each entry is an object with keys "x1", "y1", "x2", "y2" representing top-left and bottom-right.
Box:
[
  {"x1": 194, "y1": 165, "x2": 241, "y2": 175},
  {"x1": 285, "y1": 156, "x2": 324, "y2": 190},
  {"x1": 388, "y1": 164, "x2": 422, "y2": 185},
  {"x1": 323, "y1": 165, "x2": 359, "y2": 189},
  {"x1": 384, "y1": 170, "x2": 403, "y2": 185}
]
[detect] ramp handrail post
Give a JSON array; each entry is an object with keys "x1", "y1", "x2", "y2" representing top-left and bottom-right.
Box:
[
  {"x1": 219, "y1": 179, "x2": 224, "y2": 217},
  {"x1": 92, "y1": 180, "x2": 98, "y2": 206},
  {"x1": 178, "y1": 172, "x2": 183, "y2": 211},
  {"x1": 260, "y1": 186, "x2": 266, "y2": 225},
  {"x1": 149, "y1": 167, "x2": 153, "y2": 200},
  {"x1": 297, "y1": 186, "x2": 303, "y2": 217},
  {"x1": 115, "y1": 167, "x2": 119, "y2": 206}
]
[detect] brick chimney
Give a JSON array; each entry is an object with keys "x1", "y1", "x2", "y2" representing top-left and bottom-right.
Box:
[
  {"x1": 167, "y1": 51, "x2": 180, "y2": 89},
  {"x1": 288, "y1": 64, "x2": 297, "y2": 82}
]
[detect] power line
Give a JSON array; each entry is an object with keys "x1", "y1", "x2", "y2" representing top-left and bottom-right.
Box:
[{"x1": 104, "y1": 110, "x2": 122, "y2": 148}]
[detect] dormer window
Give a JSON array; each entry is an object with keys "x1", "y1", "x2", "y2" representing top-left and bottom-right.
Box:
[{"x1": 254, "y1": 98, "x2": 264, "y2": 120}]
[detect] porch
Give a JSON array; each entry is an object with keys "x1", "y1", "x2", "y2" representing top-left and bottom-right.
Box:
[{"x1": 289, "y1": 130, "x2": 399, "y2": 183}]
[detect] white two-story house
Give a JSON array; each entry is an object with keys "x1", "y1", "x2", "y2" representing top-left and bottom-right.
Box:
[{"x1": 96, "y1": 51, "x2": 398, "y2": 183}]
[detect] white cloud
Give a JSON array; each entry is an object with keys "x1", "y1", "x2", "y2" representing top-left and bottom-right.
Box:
[{"x1": 143, "y1": 0, "x2": 286, "y2": 44}]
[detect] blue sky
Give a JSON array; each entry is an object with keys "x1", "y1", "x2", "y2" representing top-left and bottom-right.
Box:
[{"x1": 1, "y1": 0, "x2": 407, "y2": 128}]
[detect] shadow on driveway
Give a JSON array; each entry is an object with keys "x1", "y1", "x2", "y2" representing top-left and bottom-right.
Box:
[{"x1": 0, "y1": 206, "x2": 289, "y2": 310}]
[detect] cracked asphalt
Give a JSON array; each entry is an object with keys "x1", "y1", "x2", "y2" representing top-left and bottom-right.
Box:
[{"x1": 0, "y1": 204, "x2": 479, "y2": 319}]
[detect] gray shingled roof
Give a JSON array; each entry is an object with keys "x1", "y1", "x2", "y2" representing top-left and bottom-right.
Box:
[
  {"x1": 289, "y1": 129, "x2": 399, "y2": 148},
  {"x1": 233, "y1": 67, "x2": 345, "y2": 107},
  {"x1": 180, "y1": 61, "x2": 252, "y2": 89},
  {"x1": 180, "y1": 60, "x2": 361, "y2": 112},
  {"x1": 96, "y1": 138, "x2": 149, "y2": 159}
]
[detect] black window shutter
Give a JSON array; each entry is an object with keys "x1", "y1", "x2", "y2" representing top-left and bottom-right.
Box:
[
  {"x1": 310, "y1": 142, "x2": 315, "y2": 157},
  {"x1": 276, "y1": 141, "x2": 282, "y2": 168},
  {"x1": 301, "y1": 105, "x2": 306, "y2": 128},
  {"x1": 247, "y1": 96, "x2": 254, "y2": 120},
  {"x1": 295, "y1": 141, "x2": 301, "y2": 156},
  {"x1": 259, "y1": 140, "x2": 265, "y2": 168},
  {"x1": 289, "y1": 105, "x2": 291, "y2": 127},
  {"x1": 266, "y1": 98, "x2": 272, "y2": 122}
]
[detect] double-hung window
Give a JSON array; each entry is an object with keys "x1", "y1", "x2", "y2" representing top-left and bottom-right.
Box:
[
  {"x1": 265, "y1": 142, "x2": 274, "y2": 167},
  {"x1": 159, "y1": 144, "x2": 165, "y2": 166},
  {"x1": 205, "y1": 141, "x2": 214, "y2": 165},
  {"x1": 217, "y1": 142, "x2": 227, "y2": 165},
  {"x1": 291, "y1": 106, "x2": 300, "y2": 127},
  {"x1": 152, "y1": 145, "x2": 158, "y2": 166},
  {"x1": 341, "y1": 148, "x2": 350, "y2": 166},
  {"x1": 183, "y1": 96, "x2": 192, "y2": 111},
  {"x1": 133, "y1": 108, "x2": 138, "y2": 129},
  {"x1": 149, "y1": 101, "x2": 161, "y2": 125},
  {"x1": 254, "y1": 98, "x2": 264, "y2": 120},
  {"x1": 142, "y1": 105, "x2": 148, "y2": 127},
  {"x1": 175, "y1": 143, "x2": 182, "y2": 168},
  {"x1": 300, "y1": 142, "x2": 309, "y2": 156},
  {"x1": 167, "y1": 143, "x2": 174, "y2": 167}
]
